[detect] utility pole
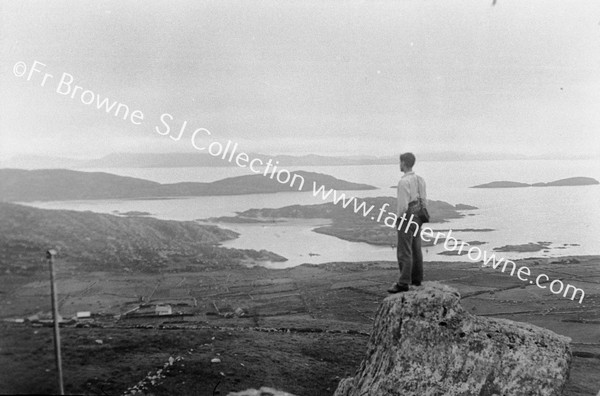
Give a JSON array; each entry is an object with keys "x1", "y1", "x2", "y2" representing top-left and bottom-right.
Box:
[{"x1": 46, "y1": 249, "x2": 64, "y2": 395}]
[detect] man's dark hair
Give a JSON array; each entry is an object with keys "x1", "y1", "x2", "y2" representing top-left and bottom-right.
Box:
[{"x1": 400, "y1": 152, "x2": 416, "y2": 168}]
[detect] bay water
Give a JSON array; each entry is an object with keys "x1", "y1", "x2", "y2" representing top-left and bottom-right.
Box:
[{"x1": 23, "y1": 159, "x2": 600, "y2": 268}]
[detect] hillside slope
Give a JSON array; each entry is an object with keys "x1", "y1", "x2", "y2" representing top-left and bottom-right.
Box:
[
  {"x1": 0, "y1": 202, "x2": 284, "y2": 273},
  {"x1": 0, "y1": 169, "x2": 376, "y2": 201}
]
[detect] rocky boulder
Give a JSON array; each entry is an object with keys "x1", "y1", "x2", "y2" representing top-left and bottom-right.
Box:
[
  {"x1": 335, "y1": 282, "x2": 572, "y2": 396},
  {"x1": 227, "y1": 387, "x2": 297, "y2": 396}
]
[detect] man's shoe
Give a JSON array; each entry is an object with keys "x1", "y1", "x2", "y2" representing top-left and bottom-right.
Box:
[
  {"x1": 412, "y1": 281, "x2": 421, "y2": 286},
  {"x1": 387, "y1": 283, "x2": 409, "y2": 293}
]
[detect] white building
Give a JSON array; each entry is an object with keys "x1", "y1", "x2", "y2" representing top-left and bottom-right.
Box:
[{"x1": 155, "y1": 305, "x2": 172, "y2": 315}]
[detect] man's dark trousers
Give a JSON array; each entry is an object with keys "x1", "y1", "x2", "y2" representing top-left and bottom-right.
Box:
[{"x1": 396, "y1": 214, "x2": 423, "y2": 286}]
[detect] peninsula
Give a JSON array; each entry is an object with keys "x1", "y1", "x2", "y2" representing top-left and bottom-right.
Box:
[
  {"x1": 0, "y1": 169, "x2": 375, "y2": 202},
  {"x1": 209, "y1": 197, "x2": 478, "y2": 247}
]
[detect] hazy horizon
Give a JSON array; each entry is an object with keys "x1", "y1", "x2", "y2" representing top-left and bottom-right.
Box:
[
  {"x1": 2, "y1": 1, "x2": 600, "y2": 160},
  {"x1": 3, "y1": 150, "x2": 599, "y2": 166}
]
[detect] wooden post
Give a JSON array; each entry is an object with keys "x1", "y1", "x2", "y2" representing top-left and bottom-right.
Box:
[{"x1": 46, "y1": 249, "x2": 64, "y2": 395}]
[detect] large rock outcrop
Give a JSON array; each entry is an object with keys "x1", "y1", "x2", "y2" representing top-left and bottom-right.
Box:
[
  {"x1": 227, "y1": 387, "x2": 297, "y2": 396},
  {"x1": 335, "y1": 282, "x2": 571, "y2": 396}
]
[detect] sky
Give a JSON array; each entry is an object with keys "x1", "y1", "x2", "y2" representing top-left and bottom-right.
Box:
[{"x1": 2, "y1": 0, "x2": 600, "y2": 160}]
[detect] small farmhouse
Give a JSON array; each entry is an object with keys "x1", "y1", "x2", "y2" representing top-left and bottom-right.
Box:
[{"x1": 155, "y1": 305, "x2": 172, "y2": 316}]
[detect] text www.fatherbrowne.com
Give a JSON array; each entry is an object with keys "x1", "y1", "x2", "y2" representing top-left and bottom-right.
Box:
[
  {"x1": 14, "y1": 60, "x2": 586, "y2": 304},
  {"x1": 311, "y1": 183, "x2": 585, "y2": 304}
]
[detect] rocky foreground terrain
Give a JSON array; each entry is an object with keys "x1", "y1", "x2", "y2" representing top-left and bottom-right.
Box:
[
  {"x1": 336, "y1": 282, "x2": 571, "y2": 396},
  {"x1": 1, "y1": 203, "x2": 598, "y2": 395},
  {"x1": 1, "y1": 256, "x2": 599, "y2": 395}
]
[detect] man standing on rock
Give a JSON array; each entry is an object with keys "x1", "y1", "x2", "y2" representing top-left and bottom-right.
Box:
[{"x1": 388, "y1": 152, "x2": 427, "y2": 293}]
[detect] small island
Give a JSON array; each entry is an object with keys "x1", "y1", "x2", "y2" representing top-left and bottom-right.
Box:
[
  {"x1": 472, "y1": 177, "x2": 599, "y2": 189},
  {"x1": 113, "y1": 210, "x2": 152, "y2": 217},
  {"x1": 438, "y1": 250, "x2": 469, "y2": 256},
  {"x1": 493, "y1": 242, "x2": 552, "y2": 253}
]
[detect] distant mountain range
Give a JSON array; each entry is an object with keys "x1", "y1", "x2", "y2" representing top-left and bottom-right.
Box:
[
  {"x1": 1, "y1": 153, "x2": 395, "y2": 169},
  {"x1": 471, "y1": 177, "x2": 599, "y2": 188},
  {"x1": 4, "y1": 151, "x2": 594, "y2": 169},
  {"x1": 0, "y1": 169, "x2": 376, "y2": 202}
]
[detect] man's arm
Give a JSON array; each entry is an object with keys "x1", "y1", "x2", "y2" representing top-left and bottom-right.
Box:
[
  {"x1": 420, "y1": 177, "x2": 427, "y2": 205},
  {"x1": 397, "y1": 179, "x2": 410, "y2": 215}
]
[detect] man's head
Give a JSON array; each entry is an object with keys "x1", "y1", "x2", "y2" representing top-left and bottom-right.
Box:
[{"x1": 399, "y1": 152, "x2": 416, "y2": 172}]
